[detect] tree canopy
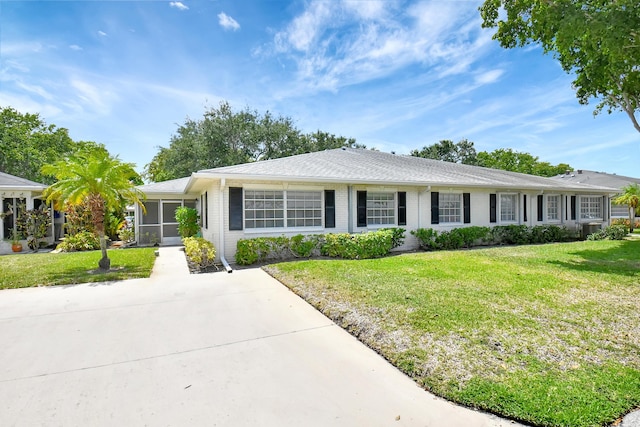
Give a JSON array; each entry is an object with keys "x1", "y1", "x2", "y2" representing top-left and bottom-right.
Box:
[
  {"x1": 0, "y1": 106, "x2": 76, "y2": 184},
  {"x1": 410, "y1": 139, "x2": 478, "y2": 165},
  {"x1": 480, "y1": 0, "x2": 640, "y2": 133},
  {"x1": 410, "y1": 139, "x2": 571, "y2": 177},
  {"x1": 144, "y1": 101, "x2": 363, "y2": 182}
]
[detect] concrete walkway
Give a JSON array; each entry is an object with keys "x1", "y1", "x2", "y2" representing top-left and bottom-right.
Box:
[{"x1": 1, "y1": 248, "x2": 520, "y2": 426}]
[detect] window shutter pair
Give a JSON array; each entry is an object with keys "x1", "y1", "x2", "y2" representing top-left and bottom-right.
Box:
[
  {"x1": 229, "y1": 188, "x2": 338, "y2": 230},
  {"x1": 431, "y1": 192, "x2": 471, "y2": 224},
  {"x1": 356, "y1": 191, "x2": 406, "y2": 227}
]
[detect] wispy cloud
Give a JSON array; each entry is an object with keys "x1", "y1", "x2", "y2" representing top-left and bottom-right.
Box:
[
  {"x1": 98, "y1": 30, "x2": 108, "y2": 37},
  {"x1": 69, "y1": 44, "x2": 83, "y2": 51},
  {"x1": 169, "y1": 2, "x2": 189, "y2": 11},
  {"x1": 267, "y1": 0, "x2": 493, "y2": 93},
  {"x1": 218, "y1": 12, "x2": 240, "y2": 31}
]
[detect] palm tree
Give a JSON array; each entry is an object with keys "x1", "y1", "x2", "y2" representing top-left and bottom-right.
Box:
[
  {"x1": 42, "y1": 148, "x2": 146, "y2": 270},
  {"x1": 613, "y1": 183, "x2": 640, "y2": 233}
]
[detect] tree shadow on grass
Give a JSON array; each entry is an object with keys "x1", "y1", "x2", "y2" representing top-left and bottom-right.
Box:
[{"x1": 547, "y1": 239, "x2": 640, "y2": 277}]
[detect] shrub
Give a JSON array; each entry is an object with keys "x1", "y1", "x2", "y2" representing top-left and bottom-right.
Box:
[
  {"x1": 411, "y1": 228, "x2": 439, "y2": 251},
  {"x1": 235, "y1": 228, "x2": 405, "y2": 265},
  {"x1": 183, "y1": 237, "x2": 216, "y2": 270},
  {"x1": 586, "y1": 225, "x2": 627, "y2": 241},
  {"x1": 118, "y1": 227, "x2": 135, "y2": 244},
  {"x1": 56, "y1": 231, "x2": 100, "y2": 252},
  {"x1": 612, "y1": 218, "x2": 640, "y2": 232},
  {"x1": 530, "y1": 225, "x2": 575, "y2": 243},
  {"x1": 175, "y1": 207, "x2": 200, "y2": 238},
  {"x1": 490, "y1": 225, "x2": 531, "y2": 245}
]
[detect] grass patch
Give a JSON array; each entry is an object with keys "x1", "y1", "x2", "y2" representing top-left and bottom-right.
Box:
[
  {"x1": 267, "y1": 240, "x2": 640, "y2": 427},
  {"x1": 0, "y1": 248, "x2": 158, "y2": 289}
]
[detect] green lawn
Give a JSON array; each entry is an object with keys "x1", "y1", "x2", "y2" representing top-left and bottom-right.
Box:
[
  {"x1": 0, "y1": 248, "x2": 158, "y2": 289},
  {"x1": 267, "y1": 240, "x2": 640, "y2": 427}
]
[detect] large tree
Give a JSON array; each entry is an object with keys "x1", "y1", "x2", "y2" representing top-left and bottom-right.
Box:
[
  {"x1": 480, "y1": 0, "x2": 640, "y2": 133},
  {"x1": 144, "y1": 101, "x2": 362, "y2": 182},
  {"x1": 410, "y1": 139, "x2": 478, "y2": 164},
  {"x1": 613, "y1": 183, "x2": 640, "y2": 233},
  {"x1": 476, "y1": 148, "x2": 571, "y2": 177},
  {"x1": 42, "y1": 148, "x2": 145, "y2": 271},
  {"x1": 0, "y1": 106, "x2": 76, "y2": 183}
]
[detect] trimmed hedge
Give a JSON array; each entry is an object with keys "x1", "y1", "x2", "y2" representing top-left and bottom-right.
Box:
[
  {"x1": 56, "y1": 231, "x2": 101, "y2": 252},
  {"x1": 411, "y1": 225, "x2": 577, "y2": 251},
  {"x1": 235, "y1": 228, "x2": 405, "y2": 266}
]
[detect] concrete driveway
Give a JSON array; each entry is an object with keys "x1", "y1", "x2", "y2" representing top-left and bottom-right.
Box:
[{"x1": 0, "y1": 248, "x2": 517, "y2": 427}]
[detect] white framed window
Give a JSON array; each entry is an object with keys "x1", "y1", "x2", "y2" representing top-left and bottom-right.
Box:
[
  {"x1": 500, "y1": 193, "x2": 518, "y2": 222},
  {"x1": 286, "y1": 191, "x2": 322, "y2": 227},
  {"x1": 367, "y1": 192, "x2": 395, "y2": 225},
  {"x1": 244, "y1": 190, "x2": 323, "y2": 229},
  {"x1": 244, "y1": 190, "x2": 285, "y2": 229},
  {"x1": 547, "y1": 195, "x2": 561, "y2": 221},
  {"x1": 439, "y1": 193, "x2": 462, "y2": 223},
  {"x1": 580, "y1": 196, "x2": 603, "y2": 220}
]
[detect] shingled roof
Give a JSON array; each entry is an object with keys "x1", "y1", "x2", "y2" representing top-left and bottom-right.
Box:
[
  {"x1": 0, "y1": 172, "x2": 47, "y2": 190},
  {"x1": 551, "y1": 170, "x2": 640, "y2": 191},
  {"x1": 137, "y1": 177, "x2": 190, "y2": 194},
  {"x1": 191, "y1": 148, "x2": 616, "y2": 192}
]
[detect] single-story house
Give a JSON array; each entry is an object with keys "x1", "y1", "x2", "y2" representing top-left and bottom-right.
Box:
[
  {"x1": 0, "y1": 172, "x2": 57, "y2": 254},
  {"x1": 135, "y1": 148, "x2": 617, "y2": 265},
  {"x1": 551, "y1": 169, "x2": 640, "y2": 221}
]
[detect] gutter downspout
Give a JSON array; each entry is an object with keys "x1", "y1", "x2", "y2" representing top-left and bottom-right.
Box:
[{"x1": 219, "y1": 178, "x2": 232, "y2": 273}]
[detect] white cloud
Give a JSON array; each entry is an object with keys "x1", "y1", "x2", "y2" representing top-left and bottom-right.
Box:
[
  {"x1": 218, "y1": 12, "x2": 240, "y2": 31},
  {"x1": 267, "y1": 0, "x2": 494, "y2": 93},
  {"x1": 169, "y1": 2, "x2": 189, "y2": 11},
  {"x1": 69, "y1": 44, "x2": 83, "y2": 51},
  {"x1": 98, "y1": 31, "x2": 108, "y2": 37},
  {"x1": 474, "y1": 69, "x2": 504, "y2": 85}
]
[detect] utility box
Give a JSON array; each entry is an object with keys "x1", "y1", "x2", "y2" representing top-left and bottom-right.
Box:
[{"x1": 581, "y1": 222, "x2": 602, "y2": 239}]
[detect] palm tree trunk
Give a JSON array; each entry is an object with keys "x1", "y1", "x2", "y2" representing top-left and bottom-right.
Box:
[
  {"x1": 98, "y1": 233, "x2": 110, "y2": 270},
  {"x1": 630, "y1": 207, "x2": 636, "y2": 234}
]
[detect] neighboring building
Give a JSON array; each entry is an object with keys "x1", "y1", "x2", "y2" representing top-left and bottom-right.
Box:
[
  {"x1": 136, "y1": 149, "x2": 617, "y2": 264},
  {"x1": 551, "y1": 170, "x2": 640, "y2": 221},
  {"x1": 0, "y1": 172, "x2": 56, "y2": 254}
]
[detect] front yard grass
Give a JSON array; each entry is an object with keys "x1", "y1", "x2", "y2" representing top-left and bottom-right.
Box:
[
  {"x1": 267, "y1": 240, "x2": 640, "y2": 427},
  {"x1": 0, "y1": 248, "x2": 157, "y2": 289}
]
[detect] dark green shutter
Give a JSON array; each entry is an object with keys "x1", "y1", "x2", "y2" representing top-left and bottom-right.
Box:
[
  {"x1": 523, "y1": 195, "x2": 528, "y2": 222},
  {"x1": 398, "y1": 192, "x2": 407, "y2": 226},
  {"x1": 463, "y1": 193, "x2": 471, "y2": 224},
  {"x1": 324, "y1": 190, "x2": 335, "y2": 228},
  {"x1": 489, "y1": 194, "x2": 497, "y2": 223},
  {"x1": 357, "y1": 191, "x2": 367, "y2": 227},
  {"x1": 431, "y1": 192, "x2": 439, "y2": 224},
  {"x1": 570, "y1": 196, "x2": 576, "y2": 220},
  {"x1": 537, "y1": 195, "x2": 544, "y2": 222},
  {"x1": 229, "y1": 187, "x2": 243, "y2": 230}
]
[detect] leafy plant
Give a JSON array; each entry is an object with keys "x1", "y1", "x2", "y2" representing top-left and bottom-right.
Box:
[
  {"x1": 175, "y1": 206, "x2": 200, "y2": 238},
  {"x1": 586, "y1": 225, "x2": 627, "y2": 241},
  {"x1": 16, "y1": 203, "x2": 51, "y2": 251},
  {"x1": 56, "y1": 231, "x2": 101, "y2": 252},
  {"x1": 183, "y1": 237, "x2": 216, "y2": 270},
  {"x1": 411, "y1": 228, "x2": 439, "y2": 250}
]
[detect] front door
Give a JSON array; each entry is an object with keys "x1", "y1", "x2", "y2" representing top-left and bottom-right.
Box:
[{"x1": 162, "y1": 201, "x2": 182, "y2": 245}]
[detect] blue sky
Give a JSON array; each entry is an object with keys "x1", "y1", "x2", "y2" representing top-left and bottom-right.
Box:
[{"x1": 2, "y1": 0, "x2": 638, "y2": 179}]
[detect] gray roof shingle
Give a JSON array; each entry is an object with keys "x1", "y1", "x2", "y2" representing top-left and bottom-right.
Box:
[
  {"x1": 194, "y1": 148, "x2": 616, "y2": 192},
  {"x1": 0, "y1": 172, "x2": 46, "y2": 189},
  {"x1": 551, "y1": 170, "x2": 640, "y2": 191},
  {"x1": 137, "y1": 177, "x2": 190, "y2": 194}
]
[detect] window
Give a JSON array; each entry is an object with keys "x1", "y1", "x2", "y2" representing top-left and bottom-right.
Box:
[
  {"x1": 367, "y1": 192, "x2": 395, "y2": 225},
  {"x1": 500, "y1": 194, "x2": 518, "y2": 222},
  {"x1": 580, "y1": 196, "x2": 602, "y2": 220},
  {"x1": 439, "y1": 193, "x2": 462, "y2": 223},
  {"x1": 547, "y1": 195, "x2": 560, "y2": 221},
  {"x1": 244, "y1": 190, "x2": 323, "y2": 229},
  {"x1": 286, "y1": 191, "x2": 322, "y2": 227},
  {"x1": 244, "y1": 190, "x2": 284, "y2": 229}
]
